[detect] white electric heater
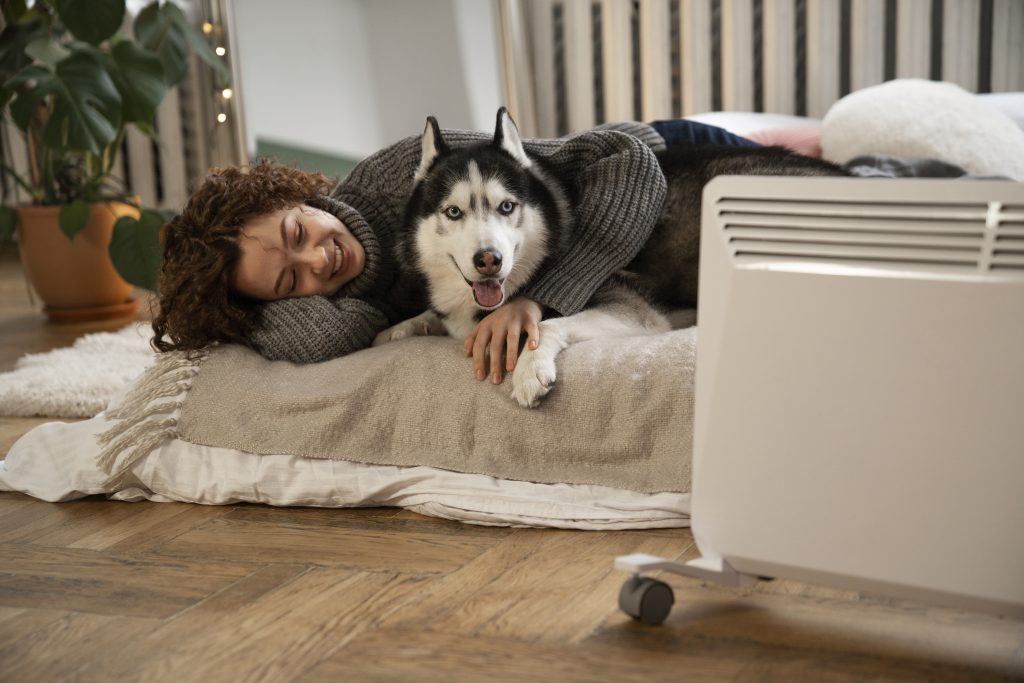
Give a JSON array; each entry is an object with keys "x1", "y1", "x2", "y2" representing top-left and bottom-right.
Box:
[{"x1": 616, "y1": 176, "x2": 1024, "y2": 624}]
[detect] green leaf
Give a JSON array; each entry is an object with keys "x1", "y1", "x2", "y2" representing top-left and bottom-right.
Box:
[
  {"x1": 0, "y1": 206, "x2": 17, "y2": 243},
  {"x1": 108, "y1": 41, "x2": 166, "y2": 126},
  {"x1": 44, "y1": 48, "x2": 122, "y2": 154},
  {"x1": 6, "y1": 64, "x2": 57, "y2": 131},
  {"x1": 109, "y1": 209, "x2": 163, "y2": 290},
  {"x1": 58, "y1": 199, "x2": 91, "y2": 239},
  {"x1": 24, "y1": 37, "x2": 70, "y2": 69},
  {"x1": 53, "y1": 0, "x2": 125, "y2": 46},
  {"x1": 164, "y1": 2, "x2": 230, "y2": 84},
  {"x1": 2, "y1": 0, "x2": 29, "y2": 25},
  {"x1": 0, "y1": 18, "x2": 48, "y2": 83},
  {"x1": 134, "y1": 1, "x2": 189, "y2": 85}
]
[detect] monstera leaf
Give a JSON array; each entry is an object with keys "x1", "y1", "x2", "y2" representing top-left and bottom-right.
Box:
[
  {"x1": 7, "y1": 48, "x2": 122, "y2": 154},
  {"x1": 107, "y1": 41, "x2": 166, "y2": 128},
  {"x1": 59, "y1": 199, "x2": 91, "y2": 239},
  {"x1": 110, "y1": 209, "x2": 167, "y2": 290},
  {"x1": 135, "y1": 1, "x2": 229, "y2": 85},
  {"x1": 0, "y1": 206, "x2": 16, "y2": 243},
  {"x1": 53, "y1": 0, "x2": 125, "y2": 46}
]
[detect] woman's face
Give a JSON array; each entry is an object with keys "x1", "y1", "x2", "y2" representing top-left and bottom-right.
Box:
[{"x1": 234, "y1": 204, "x2": 365, "y2": 300}]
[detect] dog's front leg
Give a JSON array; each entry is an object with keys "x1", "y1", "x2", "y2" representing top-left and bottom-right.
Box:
[
  {"x1": 509, "y1": 318, "x2": 568, "y2": 408},
  {"x1": 510, "y1": 304, "x2": 670, "y2": 408},
  {"x1": 372, "y1": 310, "x2": 446, "y2": 346}
]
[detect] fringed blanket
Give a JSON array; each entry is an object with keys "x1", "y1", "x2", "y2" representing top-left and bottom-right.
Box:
[{"x1": 97, "y1": 326, "x2": 697, "y2": 494}]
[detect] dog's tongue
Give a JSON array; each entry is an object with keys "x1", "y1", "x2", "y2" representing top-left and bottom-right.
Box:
[{"x1": 473, "y1": 280, "x2": 503, "y2": 308}]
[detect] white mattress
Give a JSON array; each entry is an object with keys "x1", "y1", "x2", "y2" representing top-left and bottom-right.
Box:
[{"x1": 0, "y1": 413, "x2": 690, "y2": 530}]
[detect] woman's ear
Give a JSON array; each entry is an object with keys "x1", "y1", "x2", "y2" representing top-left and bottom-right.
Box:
[
  {"x1": 414, "y1": 116, "x2": 450, "y2": 182},
  {"x1": 492, "y1": 106, "x2": 531, "y2": 168}
]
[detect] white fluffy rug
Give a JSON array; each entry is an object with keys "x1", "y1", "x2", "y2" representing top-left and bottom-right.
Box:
[{"x1": 0, "y1": 324, "x2": 155, "y2": 418}]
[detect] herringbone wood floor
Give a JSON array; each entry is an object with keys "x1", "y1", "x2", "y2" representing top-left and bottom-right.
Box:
[{"x1": 1, "y1": 248, "x2": 1022, "y2": 682}]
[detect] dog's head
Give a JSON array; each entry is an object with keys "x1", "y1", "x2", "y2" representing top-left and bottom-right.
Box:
[{"x1": 405, "y1": 108, "x2": 556, "y2": 313}]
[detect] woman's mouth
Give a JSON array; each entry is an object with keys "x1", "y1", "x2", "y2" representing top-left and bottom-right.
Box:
[{"x1": 331, "y1": 240, "x2": 344, "y2": 276}]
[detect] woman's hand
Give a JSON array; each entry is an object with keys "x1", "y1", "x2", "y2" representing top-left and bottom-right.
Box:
[{"x1": 464, "y1": 297, "x2": 542, "y2": 383}]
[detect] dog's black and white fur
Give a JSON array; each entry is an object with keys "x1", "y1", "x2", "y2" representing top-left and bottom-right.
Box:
[{"x1": 375, "y1": 108, "x2": 846, "y2": 407}]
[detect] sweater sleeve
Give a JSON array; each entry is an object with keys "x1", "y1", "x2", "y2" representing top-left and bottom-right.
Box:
[
  {"x1": 249, "y1": 295, "x2": 389, "y2": 364},
  {"x1": 520, "y1": 131, "x2": 667, "y2": 316}
]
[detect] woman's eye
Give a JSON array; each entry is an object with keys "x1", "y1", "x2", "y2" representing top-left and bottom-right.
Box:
[
  {"x1": 499, "y1": 200, "x2": 516, "y2": 215},
  {"x1": 296, "y1": 221, "x2": 304, "y2": 244},
  {"x1": 444, "y1": 206, "x2": 463, "y2": 219}
]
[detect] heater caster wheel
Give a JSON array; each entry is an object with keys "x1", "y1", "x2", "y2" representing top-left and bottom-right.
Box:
[{"x1": 619, "y1": 576, "x2": 674, "y2": 625}]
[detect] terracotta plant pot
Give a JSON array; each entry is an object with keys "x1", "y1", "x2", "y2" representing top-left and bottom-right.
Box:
[{"x1": 16, "y1": 203, "x2": 140, "y2": 323}]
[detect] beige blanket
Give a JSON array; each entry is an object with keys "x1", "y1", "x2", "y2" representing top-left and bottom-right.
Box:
[
  {"x1": 98, "y1": 324, "x2": 696, "y2": 494},
  {"x1": 175, "y1": 324, "x2": 697, "y2": 494}
]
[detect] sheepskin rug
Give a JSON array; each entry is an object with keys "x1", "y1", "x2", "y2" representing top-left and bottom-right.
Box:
[{"x1": 0, "y1": 324, "x2": 154, "y2": 419}]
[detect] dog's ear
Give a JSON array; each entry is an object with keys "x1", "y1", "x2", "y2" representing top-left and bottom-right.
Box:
[
  {"x1": 415, "y1": 116, "x2": 449, "y2": 183},
  {"x1": 492, "y1": 107, "x2": 531, "y2": 168}
]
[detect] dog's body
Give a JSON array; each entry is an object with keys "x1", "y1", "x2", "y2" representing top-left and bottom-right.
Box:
[
  {"x1": 632, "y1": 143, "x2": 849, "y2": 310},
  {"x1": 376, "y1": 110, "x2": 846, "y2": 407}
]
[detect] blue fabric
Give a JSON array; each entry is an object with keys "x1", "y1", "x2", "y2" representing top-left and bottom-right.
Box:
[{"x1": 649, "y1": 119, "x2": 760, "y2": 147}]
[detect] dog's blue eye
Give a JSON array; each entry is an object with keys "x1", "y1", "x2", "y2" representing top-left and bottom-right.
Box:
[
  {"x1": 445, "y1": 206, "x2": 463, "y2": 219},
  {"x1": 499, "y1": 200, "x2": 516, "y2": 215}
]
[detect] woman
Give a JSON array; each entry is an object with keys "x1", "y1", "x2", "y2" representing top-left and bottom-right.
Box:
[{"x1": 152, "y1": 118, "x2": 756, "y2": 381}]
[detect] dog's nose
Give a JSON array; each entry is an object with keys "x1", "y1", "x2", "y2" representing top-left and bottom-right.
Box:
[{"x1": 473, "y1": 249, "x2": 503, "y2": 276}]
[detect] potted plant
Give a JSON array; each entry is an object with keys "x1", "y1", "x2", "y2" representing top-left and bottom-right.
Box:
[{"x1": 0, "y1": 0, "x2": 228, "y2": 321}]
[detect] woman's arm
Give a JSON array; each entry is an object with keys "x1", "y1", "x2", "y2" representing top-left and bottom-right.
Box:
[
  {"x1": 519, "y1": 131, "x2": 667, "y2": 315},
  {"x1": 249, "y1": 295, "x2": 389, "y2": 364}
]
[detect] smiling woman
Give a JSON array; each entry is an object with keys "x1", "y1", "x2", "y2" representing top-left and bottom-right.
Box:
[
  {"x1": 234, "y1": 204, "x2": 366, "y2": 300},
  {"x1": 152, "y1": 114, "x2": 673, "y2": 369}
]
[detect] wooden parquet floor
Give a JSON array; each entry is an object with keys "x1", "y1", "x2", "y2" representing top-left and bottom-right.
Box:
[{"x1": 1, "y1": 247, "x2": 1022, "y2": 682}]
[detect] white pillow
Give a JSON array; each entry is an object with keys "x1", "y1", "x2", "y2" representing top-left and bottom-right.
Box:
[
  {"x1": 0, "y1": 414, "x2": 690, "y2": 530},
  {"x1": 685, "y1": 111, "x2": 821, "y2": 136},
  {"x1": 821, "y1": 79, "x2": 1024, "y2": 180},
  {"x1": 977, "y1": 92, "x2": 1024, "y2": 131}
]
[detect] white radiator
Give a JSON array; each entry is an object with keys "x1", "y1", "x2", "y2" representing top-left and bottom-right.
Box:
[
  {"x1": 499, "y1": 0, "x2": 1024, "y2": 138},
  {"x1": 616, "y1": 176, "x2": 1024, "y2": 624}
]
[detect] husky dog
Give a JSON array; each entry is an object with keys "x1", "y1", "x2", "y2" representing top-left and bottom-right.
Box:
[{"x1": 377, "y1": 108, "x2": 846, "y2": 407}]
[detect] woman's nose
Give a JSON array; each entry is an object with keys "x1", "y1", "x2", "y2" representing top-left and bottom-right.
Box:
[{"x1": 297, "y1": 244, "x2": 328, "y2": 274}]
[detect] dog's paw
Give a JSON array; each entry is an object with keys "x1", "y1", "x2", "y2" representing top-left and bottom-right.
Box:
[
  {"x1": 373, "y1": 312, "x2": 444, "y2": 346},
  {"x1": 510, "y1": 349, "x2": 557, "y2": 408},
  {"x1": 372, "y1": 320, "x2": 420, "y2": 346}
]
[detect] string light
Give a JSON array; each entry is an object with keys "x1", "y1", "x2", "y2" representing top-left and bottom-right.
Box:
[
  {"x1": 202, "y1": 22, "x2": 213, "y2": 34},
  {"x1": 217, "y1": 113, "x2": 227, "y2": 123},
  {"x1": 221, "y1": 88, "x2": 233, "y2": 99},
  {"x1": 215, "y1": 46, "x2": 226, "y2": 56}
]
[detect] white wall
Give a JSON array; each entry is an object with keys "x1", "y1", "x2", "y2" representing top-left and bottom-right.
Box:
[
  {"x1": 231, "y1": 0, "x2": 383, "y2": 159},
  {"x1": 231, "y1": 0, "x2": 504, "y2": 161}
]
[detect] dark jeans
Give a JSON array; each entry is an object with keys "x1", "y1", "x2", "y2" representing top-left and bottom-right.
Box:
[{"x1": 649, "y1": 119, "x2": 760, "y2": 147}]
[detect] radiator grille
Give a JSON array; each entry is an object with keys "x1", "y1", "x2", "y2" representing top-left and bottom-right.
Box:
[
  {"x1": 990, "y1": 204, "x2": 1024, "y2": 270},
  {"x1": 718, "y1": 197, "x2": 1024, "y2": 274}
]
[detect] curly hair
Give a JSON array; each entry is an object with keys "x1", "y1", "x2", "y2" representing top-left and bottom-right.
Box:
[{"x1": 151, "y1": 159, "x2": 334, "y2": 353}]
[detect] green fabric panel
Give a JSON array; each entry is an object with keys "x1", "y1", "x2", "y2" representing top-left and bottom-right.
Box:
[{"x1": 254, "y1": 139, "x2": 359, "y2": 181}]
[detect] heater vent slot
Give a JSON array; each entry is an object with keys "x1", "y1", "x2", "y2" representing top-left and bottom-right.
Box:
[
  {"x1": 718, "y1": 198, "x2": 988, "y2": 270},
  {"x1": 716, "y1": 197, "x2": 1024, "y2": 276}
]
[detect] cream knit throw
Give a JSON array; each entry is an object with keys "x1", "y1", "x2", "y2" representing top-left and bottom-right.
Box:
[
  {"x1": 96, "y1": 324, "x2": 696, "y2": 494},
  {"x1": 0, "y1": 324, "x2": 154, "y2": 418}
]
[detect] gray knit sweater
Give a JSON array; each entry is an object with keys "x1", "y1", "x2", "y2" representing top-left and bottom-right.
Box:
[{"x1": 250, "y1": 123, "x2": 667, "y2": 364}]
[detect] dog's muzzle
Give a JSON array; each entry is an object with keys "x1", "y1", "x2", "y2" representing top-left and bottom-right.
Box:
[{"x1": 472, "y1": 278, "x2": 504, "y2": 309}]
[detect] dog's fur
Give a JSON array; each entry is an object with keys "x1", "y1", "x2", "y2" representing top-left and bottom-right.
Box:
[
  {"x1": 375, "y1": 109, "x2": 847, "y2": 407},
  {"x1": 632, "y1": 144, "x2": 848, "y2": 310}
]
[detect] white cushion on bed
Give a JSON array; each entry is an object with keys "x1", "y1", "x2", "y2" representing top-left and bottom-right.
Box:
[
  {"x1": 977, "y1": 92, "x2": 1024, "y2": 131},
  {"x1": 821, "y1": 79, "x2": 1024, "y2": 180},
  {"x1": 0, "y1": 413, "x2": 690, "y2": 530},
  {"x1": 685, "y1": 111, "x2": 821, "y2": 136}
]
